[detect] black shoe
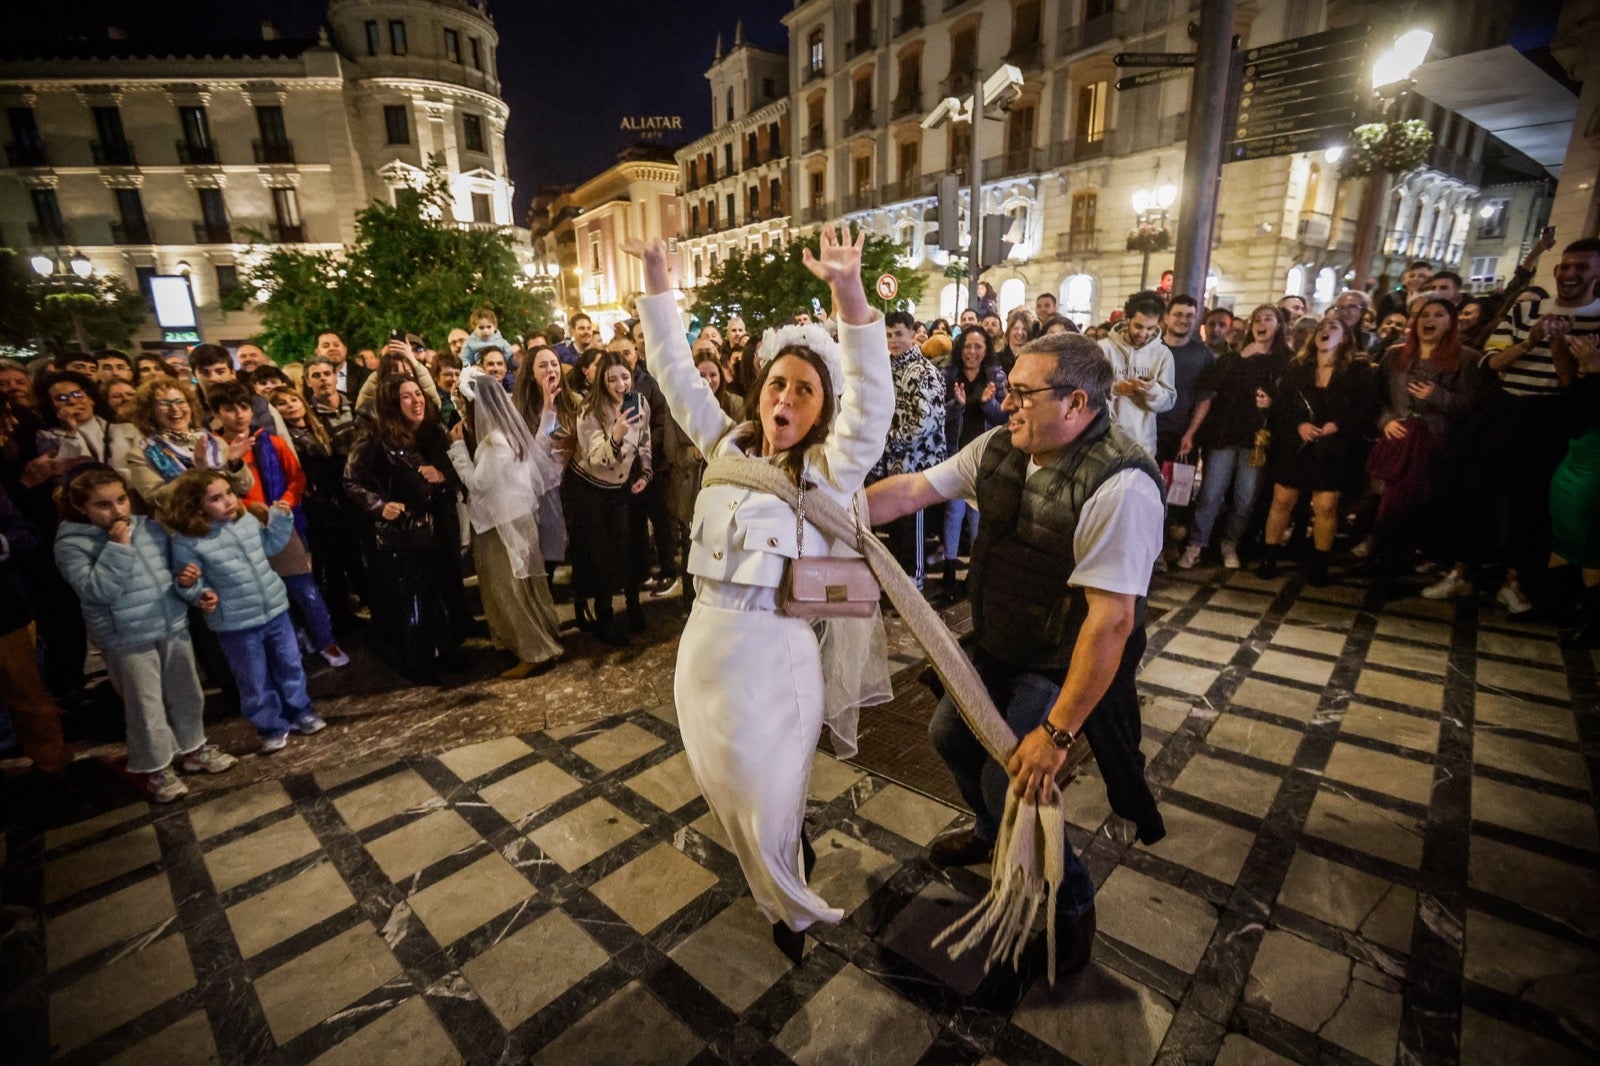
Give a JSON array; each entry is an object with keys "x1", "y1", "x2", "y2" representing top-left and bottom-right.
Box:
[
  {"x1": 570, "y1": 599, "x2": 593, "y2": 632},
  {"x1": 928, "y1": 829, "x2": 995, "y2": 868},
  {"x1": 801, "y1": 832, "x2": 816, "y2": 880},
  {"x1": 1308, "y1": 549, "x2": 1330, "y2": 587},
  {"x1": 772, "y1": 921, "x2": 805, "y2": 965},
  {"x1": 1256, "y1": 546, "x2": 1279, "y2": 579},
  {"x1": 625, "y1": 595, "x2": 647, "y2": 633}
]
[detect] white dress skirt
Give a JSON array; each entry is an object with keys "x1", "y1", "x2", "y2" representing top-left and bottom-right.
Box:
[{"x1": 675, "y1": 579, "x2": 843, "y2": 931}]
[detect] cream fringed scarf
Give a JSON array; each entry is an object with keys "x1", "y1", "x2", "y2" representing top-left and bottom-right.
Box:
[{"x1": 703, "y1": 456, "x2": 1091, "y2": 985}]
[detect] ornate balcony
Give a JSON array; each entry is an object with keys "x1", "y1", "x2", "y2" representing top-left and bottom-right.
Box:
[
  {"x1": 193, "y1": 220, "x2": 234, "y2": 244},
  {"x1": 5, "y1": 141, "x2": 48, "y2": 167},
  {"x1": 27, "y1": 221, "x2": 69, "y2": 244},
  {"x1": 269, "y1": 222, "x2": 307, "y2": 243},
  {"x1": 253, "y1": 140, "x2": 296, "y2": 165},
  {"x1": 982, "y1": 147, "x2": 1044, "y2": 180},
  {"x1": 91, "y1": 140, "x2": 137, "y2": 167},
  {"x1": 110, "y1": 220, "x2": 153, "y2": 244},
  {"x1": 177, "y1": 140, "x2": 219, "y2": 166},
  {"x1": 891, "y1": 88, "x2": 923, "y2": 119}
]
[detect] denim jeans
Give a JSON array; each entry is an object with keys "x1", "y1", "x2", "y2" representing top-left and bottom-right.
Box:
[
  {"x1": 282, "y1": 573, "x2": 334, "y2": 650},
  {"x1": 942, "y1": 499, "x2": 980, "y2": 561},
  {"x1": 928, "y1": 666, "x2": 1097, "y2": 918},
  {"x1": 215, "y1": 611, "x2": 314, "y2": 739},
  {"x1": 1192, "y1": 446, "x2": 1260, "y2": 548}
]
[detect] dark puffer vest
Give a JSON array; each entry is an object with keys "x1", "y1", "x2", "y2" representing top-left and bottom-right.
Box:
[{"x1": 969, "y1": 410, "x2": 1162, "y2": 673}]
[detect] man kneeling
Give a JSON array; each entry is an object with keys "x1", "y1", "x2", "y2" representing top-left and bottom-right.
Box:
[{"x1": 867, "y1": 331, "x2": 1167, "y2": 978}]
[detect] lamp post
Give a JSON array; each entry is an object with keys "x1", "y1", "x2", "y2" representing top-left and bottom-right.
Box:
[
  {"x1": 1348, "y1": 27, "x2": 1434, "y2": 291},
  {"x1": 30, "y1": 251, "x2": 96, "y2": 351},
  {"x1": 1130, "y1": 183, "x2": 1176, "y2": 291}
]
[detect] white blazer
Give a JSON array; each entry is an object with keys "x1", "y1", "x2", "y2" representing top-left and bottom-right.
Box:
[{"x1": 638, "y1": 292, "x2": 892, "y2": 589}]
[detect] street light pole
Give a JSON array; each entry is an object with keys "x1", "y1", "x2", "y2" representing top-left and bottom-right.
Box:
[
  {"x1": 966, "y1": 67, "x2": 984, "y2": 314},
  {"x1": 1171, "y1": 0, "x2": 1236, "y2": 303}
]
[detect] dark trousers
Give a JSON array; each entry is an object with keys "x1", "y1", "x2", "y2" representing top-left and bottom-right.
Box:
[
  {"x1": 306, "y1": 500, "x2": 365, "y2": 624},
  {"x1": 19, "y1": 558, "x2": 86, "y2": 697},
  {"x1": 566, "y1": 475, "x2": 640, "y2": 620},
  {"x1": 634, "y1": 469, "x2": 679, "y2": 580},
  {"x1": 1501, "y1": 396, "x2": 1572, "y2": 579}
]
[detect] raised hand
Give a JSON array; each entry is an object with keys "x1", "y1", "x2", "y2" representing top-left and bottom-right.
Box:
[
  {"x1": 223, "y1": 431, "x2": 258, "y2": 465},
  {"x1": 800, "y1": 225, "x2": 865, "y2": 289},
  {"x1": 621, "y1": 238, "x2": 672, "y2": 295}
]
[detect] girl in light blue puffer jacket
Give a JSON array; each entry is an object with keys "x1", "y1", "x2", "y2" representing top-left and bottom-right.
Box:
[
  {"x1": 54, "y1": 465, "x2": 237, "y2": 803},
  {"x1": 165, "y1": 469, "x2": 326, "y2": 754}
]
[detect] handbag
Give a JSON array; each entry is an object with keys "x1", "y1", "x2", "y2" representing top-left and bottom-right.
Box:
[
  {"x1": 1161, "y1": 460, "x2": 1197, "y2": 506},
  {"x1": 777, "y1": 467, "x2": 880, "y2": 619},
  {"x1": 372, "y1": 506, "x2": 436, "y2": 552}
]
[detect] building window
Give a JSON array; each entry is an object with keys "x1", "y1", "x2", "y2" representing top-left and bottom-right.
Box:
[
  {"x1": 135, "y1": 266, "x2": 157, "y2": 300},
  {"x1": 693, "y1": 254, "x2": 702, "y2": 281},
  {"x1": 470, "y1": 38, "x2": 483, "y2": 70},
  {"x1": 114, "y1": 188, "x2": 148, "y2": 242},
  {"x1": 389, "y1": 20, "x2": 407, "y2": 55},
  {"x1": 1469, "y1": 255, "x2": 1501, "y2": 285},
  {"x1": 589, "y1": 238, "x2": 601, "y2": 273},
  {"x1": 709, "y1": 201, "x2": 717, "y2": 229},
  {"x1": 688, "y1": 159, "x2": 698, "y2": 187},
  {"x1": 463, "y1": 114, "x2": 486, "y2": 153},
  {"x1": 271, "y1": 187, "x2": 301, "y2": 228},
  {"x1": 747, "y1": 131, "x2": 759, "y2": 163},
  {"x1": 690, "y1": 203, "x2": 700, "y2": 232},
  {"x1": 1062, "y1": 273, "x2": 1095, "y2": 328},
  {"x1": 768, "y1": 122, "x2": 781, "y2": 154},
  {"x1": 178, "y1": 106, "x2": 212, "y2": 150},
  {"x1": 471, "y1": 192, "x2": 492, "y2": 223},
  {"x1": 30, "y1": 187, "x2": 64, "y2": 238},
  {"x1": 444, "y1": 28, "x2": 460, "y2": 62},
  {"x1": 198, "y1": 187, "x2": 227, "y2": 226},
  {"x1": 384, "y1": 105, "x2": 410, "y2": 145},
  {"x1": 256, "y1": 106, "x2": 288, "y2": 147},
  {"x1": 1076, "y1": 81, "x2": 1107, "y2": 144},
  {"x1": 726, "y1": 193, "x2": 735, "y2": 223},
  {"x1": 1069, "y1": 191, "x2": 1097, "y2": 237},
  {"x1": 92, "y1": 106, "x2": 128, "y2": 152},
  {"x1": 723, "y1": 143, "x2": 733, "y2": 172},
  {"x1": 215, "y1": 264, "x2": 240, "y2": 297},
  {"x1": 749, "y1": 185, "x2": 760, "y2": 215},
  {"x1": 949, "y1": 124, "x2": 971, "y2": 170},
  {"x1": 808, "y1": 29, "x2": 824, "y2": 74},
  {"x1": 364, "y1": 20, "x2": 380, "y2": 55},
  {"x1": 810, "y1": 170, "x2": 824, "y2": 203},
  {"x1": 7, "y1": 107, "x2": 43, "y2": 158},
  {"x1": 763, "y1": 77, "x2": 776, "y2": 98},
  {"x1": 1285, "y1": 265, "x2": 1306, "y2": 297},
  {"x1": 726, "y1": 87, "x2": 735, "y2": 123},
  {"x1": 852, "y1": 154, "x2": 871, "y2": 194},
  {"x1": 1478, "y1": 200, "x2": 1509, "y2": 240},
  {"x1": 770, "y1": 176, "x2": 781, "y2": 211},
  {"x1": 898, "y1": 138, "x2": 919, "y2": 182}
]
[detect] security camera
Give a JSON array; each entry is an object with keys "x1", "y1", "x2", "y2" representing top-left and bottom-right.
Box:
[
  {"x1": 921, "y1": 96, "x2": 968, "y2": 130},
  {"x1": 982, "y1": 64, "x2": 1025, "y2": 112}
]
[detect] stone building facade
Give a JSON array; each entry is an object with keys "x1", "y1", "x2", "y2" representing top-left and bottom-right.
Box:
[{"x1": 0, "y1": 0, "x2": 522, "y2": 348}]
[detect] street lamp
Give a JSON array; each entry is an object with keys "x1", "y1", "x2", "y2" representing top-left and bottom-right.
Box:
[
  {"x1": 30, "y1": 250, "x2": 97, "y2": 350},
  {"x1": 1350, "y1": 26, "x2": 1435, "y2": 291},
  {"x1": 1130, "y1": 182, "x2": 1177, "y2": 290}
]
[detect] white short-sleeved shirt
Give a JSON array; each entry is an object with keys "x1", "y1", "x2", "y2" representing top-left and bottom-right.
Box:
[{"x1": 922, "y1": 427, "x2": 1164, "y2": 597}]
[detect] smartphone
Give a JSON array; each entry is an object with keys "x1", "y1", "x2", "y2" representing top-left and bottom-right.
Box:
[
  {"x1": 621, "y1": 391, "x2": 642, "y2": 420},
  {"x1": 389, "y1": 328, "x2": 406, "y2": 343},
  {"x1": 1542, "y1": 225, "x2": 1556, "y2": 244}
]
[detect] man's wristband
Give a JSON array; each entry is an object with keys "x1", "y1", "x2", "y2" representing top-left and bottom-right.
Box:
[{"x1": 1040, "y1": 719, "x2": 1076, "y2": 749}]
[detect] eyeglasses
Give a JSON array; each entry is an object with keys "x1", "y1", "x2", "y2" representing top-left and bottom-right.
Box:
[
  {"x1": 155, "y1": 398, "x2": 190, "y2": 409},
  {"x1": 50, "y1": 390, "x2": 87, "y2": 404},
  {"x1": 1004, "y1": 383, "x2": 1069, "y2": 408}
]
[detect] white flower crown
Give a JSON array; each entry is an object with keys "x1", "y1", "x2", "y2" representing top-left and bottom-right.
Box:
[{"x1": 755, "y1": 323, "x2": 844, "y2": 395}]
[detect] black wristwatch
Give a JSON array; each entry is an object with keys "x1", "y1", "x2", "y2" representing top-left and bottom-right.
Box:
[{"x1": 1040, "y1": 719, "x2": 1076, "y2": 749}]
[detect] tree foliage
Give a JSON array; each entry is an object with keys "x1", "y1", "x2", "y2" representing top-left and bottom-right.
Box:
[
  {"x1": 225, "y1": 161, "x2": 549, "y2": 363},
  {"x1": 0, "y1": 251, "x2": 149, "y2": 357},
  {"x1": 688, "y1": 229, "x2": 926, "y2": 336}
]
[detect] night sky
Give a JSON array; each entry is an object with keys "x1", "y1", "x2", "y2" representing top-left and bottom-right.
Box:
[{"x1": 16, "y1": 0, "x2": 793, "y2": 221}]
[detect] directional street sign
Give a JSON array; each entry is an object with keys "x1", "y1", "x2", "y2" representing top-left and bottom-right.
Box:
[
  {"x1": 875, "y1": 273, "x2": 899, "y2": 301},
  {"x1": 1225, "y1": 23, "x2": 1371, "y2": 161},
  {"x1": 1115, "y1": 67, "x2": 1192, "y2": 92},
  {"x1": 1113, "y1": 52, "x2": 1197, "y2": 68}
]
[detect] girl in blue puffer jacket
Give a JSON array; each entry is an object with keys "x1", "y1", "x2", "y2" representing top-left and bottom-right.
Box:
[
  {"x1": 54, "y1": 465, "x2": 237, "y2": 803},
  {"x1": 164, "y1": 469, "x2": 325, "y2": 754}
]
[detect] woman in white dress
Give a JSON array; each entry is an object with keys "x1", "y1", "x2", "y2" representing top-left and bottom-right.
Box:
[
  {"x1": 446, "y1": 367, "x2": 564, "y2": 678},
  {"x1": 630, "y1": 229, "x2": 892, "y2": 961}
]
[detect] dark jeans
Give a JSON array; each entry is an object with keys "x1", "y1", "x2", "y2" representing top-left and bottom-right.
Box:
[
  {"x1": 215, "y1": 611, "x2": 313, "y2": 739},
  {"x1": 928, "y1": 660, "x2": 1097, "y2": 918},
  {"x1": 1501, "y1": 395, "x2": 1572, "y2": 578},
  {"x1": 566, "y1": 474, "x2": 640, "y2": 620},
  {"x1": 635, "y1": 469, "x2": 679, "y2": 580},
  {"x1": 20, "y1": 557, "x2": 86, "y2": 696},
  {"x1": 306, "y1": 499, "x2": 365, "y2": 622}
]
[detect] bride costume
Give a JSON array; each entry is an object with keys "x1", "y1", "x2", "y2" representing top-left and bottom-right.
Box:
[{"x1": 640, "y1": 293, "x2": 893, "y2": 931}]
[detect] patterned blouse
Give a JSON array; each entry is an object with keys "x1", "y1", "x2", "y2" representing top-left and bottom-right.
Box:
[{"x1": 869, "y1": 345, "x2": 947, "y2": 480}]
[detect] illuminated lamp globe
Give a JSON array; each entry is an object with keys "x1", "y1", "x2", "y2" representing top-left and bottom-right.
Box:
[
  {"x1": 69, "y1": 254, "x2": 93, "y2": 278},
  {"x1": 30, "y1": 254, "x2": 53, "y2": 277},
  {"x1": 1157, "y1": 183, "x2": 1177, "y2": 209},
  {"x1": 1131, "y1": 189, "x2": 1152, "y2": 214}
]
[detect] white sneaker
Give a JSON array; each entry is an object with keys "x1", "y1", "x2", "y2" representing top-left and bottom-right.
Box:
[
  {"x1": 1220, "y1": 542, "x2": 1241, "y2": 569},
  {"x1": 1421, "y1": 572, "x2": 1472, "y2": 600},
  {"x1": 1350, "y1": 536, "x2": 1375, "y2": 559},
  {"x1": 147, "y1": 767, "x2": 190, "y2": 803},
  {"x1": 1497, "y1": 581, "x2": 1533, "y2": 616},
  {"x1": 319, "y1": 644, "x2": 350, "y2": 667},
  {"x1": 259, "y1": 734, "x2": 290, "y2": 754},
  {"x1": 181, "y1": 743, "x2": 238, "y2": 774},
  {"x1": 648, "y1": 577, "x2": 681, "y2": 599},
  {"x1": 1177, "y1": 544, "x2": 1204, "y2": 569}
]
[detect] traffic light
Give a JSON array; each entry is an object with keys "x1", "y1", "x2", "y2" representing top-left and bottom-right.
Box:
[
  {"x1": 980, "y1": 212, "x2": 1015, "y2": 269},
  {"x1": 935, "y1": 173, "x2": 964, "y2": 253}
]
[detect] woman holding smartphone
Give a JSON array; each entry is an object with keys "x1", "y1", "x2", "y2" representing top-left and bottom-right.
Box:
[{"x1": 564, "y1": 350, "x2": 650, "y2": 644}]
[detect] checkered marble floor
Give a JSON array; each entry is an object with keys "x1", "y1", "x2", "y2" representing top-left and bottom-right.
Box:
[{"x1": 3, "y1": 565, "x2": 1598, "y2": 1064}]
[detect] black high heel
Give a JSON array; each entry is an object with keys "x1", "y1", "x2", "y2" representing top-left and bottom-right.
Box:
[
  {"x1": 571, "y1": 599, "x2": 593, "y2": 632},
  {"x1": 772, "y1": 921, "x2": 805, "y2": 965}
]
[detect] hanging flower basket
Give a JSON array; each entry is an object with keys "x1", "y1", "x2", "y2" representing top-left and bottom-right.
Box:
[
  {"x1": 1126, "y1": 223, "x2": 1172, "y2": 254},
  {"x1": 1339, "y1": 120, "x2": 1434, "y2": 178}
]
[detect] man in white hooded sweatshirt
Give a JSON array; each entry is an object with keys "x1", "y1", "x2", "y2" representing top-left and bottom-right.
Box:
[{"x1": 1098, "y1": 290, "x2": 1176, "y2": 459}]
